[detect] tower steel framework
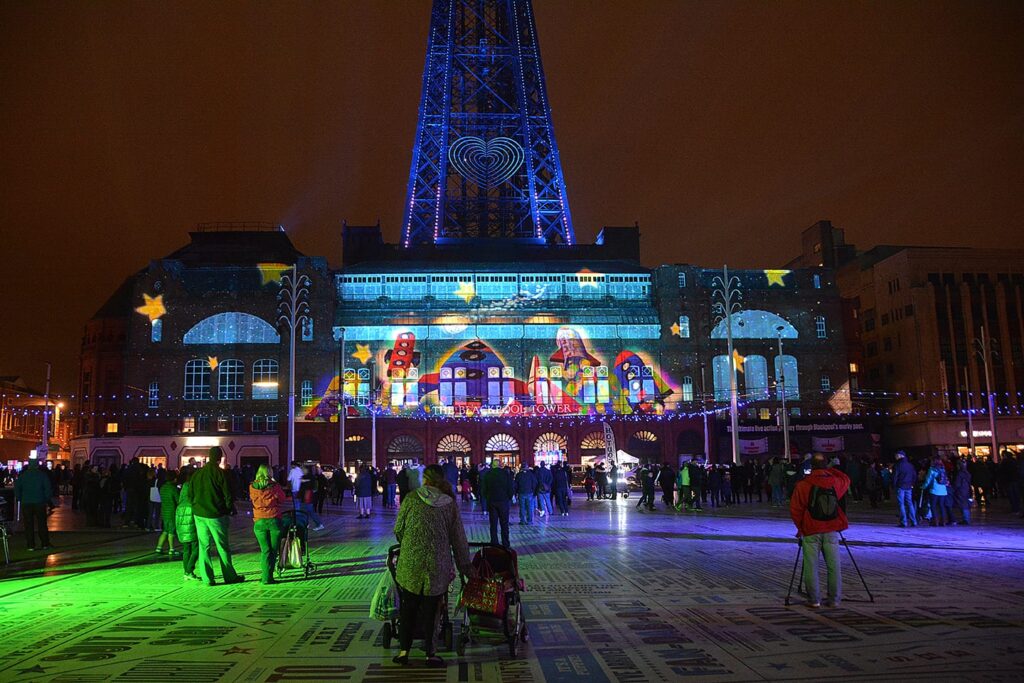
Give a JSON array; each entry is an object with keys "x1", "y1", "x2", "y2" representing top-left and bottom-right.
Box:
[{"x1": 402, "y1": 0, "x2": 575, "y2": 247}]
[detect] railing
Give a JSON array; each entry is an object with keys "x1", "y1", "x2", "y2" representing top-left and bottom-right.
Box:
[{"x1": 196, "y1": 222, "x2": 283, "y2": 233}]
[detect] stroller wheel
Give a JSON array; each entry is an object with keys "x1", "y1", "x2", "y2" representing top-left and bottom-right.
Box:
[
  {"x1": 623, "y1": 492, "x2": 630, "y2": 499},
  {"x1": 382, "y1": 622, "x2": 393, "y2": 649},
  {"x1": 443, "y1": 622, "x2": 453, "y2": 651}
]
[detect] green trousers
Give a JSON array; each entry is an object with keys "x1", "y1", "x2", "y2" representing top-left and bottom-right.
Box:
[
  {"x1": 253, "y1": 518, "x2": 282, "y2": 583},
  {"x1": 194, "y1": 515, "x2": 239, "y2": 584}
]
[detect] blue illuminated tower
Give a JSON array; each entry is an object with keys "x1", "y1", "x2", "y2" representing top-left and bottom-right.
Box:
[{"x1": 402, "y1": 0, "x2": 575, "y2": 247}]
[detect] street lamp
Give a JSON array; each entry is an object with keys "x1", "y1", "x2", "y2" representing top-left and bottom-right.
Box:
[
  {"x1": 711, "y1": 265, "x2": 742, "y2": 464},
  {"x1": 775, "y1": 326, "x2": 791, "y2": 462},
  {"x1": 333, "y1": 327, "x2": 346, "y2": 472},
  {"x1": 973, "y1": 325, "x2": 1000, "y2": 462},
  {"x1": 277, "y1": 266, "x2": 311, "y2": 468}
]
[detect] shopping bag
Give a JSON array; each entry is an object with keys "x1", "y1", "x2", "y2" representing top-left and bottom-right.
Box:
[
  {"x1": 459, "y1": 576, "x2": 506, "y2": 616},
  {"x1": 370, "y1": 571, "x2": 399, "y2": 621},
  {"x1": 279, "y1": 527, "x2": 304, "y2": 570}
]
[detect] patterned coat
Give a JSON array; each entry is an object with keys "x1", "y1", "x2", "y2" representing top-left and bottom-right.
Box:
[
  {"x1": 394, "y1": 485, "x2": 472, "y2": 596},
  {"x1": 175, "y1": 481, "x2": 197, "y2": 544}
]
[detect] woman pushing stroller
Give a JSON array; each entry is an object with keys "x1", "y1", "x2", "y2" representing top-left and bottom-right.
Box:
[{"x1": 392, "y1": 464, "x2": 475, "y2": 668}]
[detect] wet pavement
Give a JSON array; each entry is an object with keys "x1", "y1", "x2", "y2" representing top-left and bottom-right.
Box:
[{"x1": 1, "y1": 494, "x2": 1022, "y2": 682}]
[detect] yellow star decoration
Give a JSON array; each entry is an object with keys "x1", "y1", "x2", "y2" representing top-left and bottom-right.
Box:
[
  {"x1": 764, "y1": 269, "x2": 790, "y2": 287},
  {"x1": 135, "y1": 294, "x2": 166, "y2": 322},
  {"x1": 258, "y1": 263, "x2": 292, "y2": 285},
  {"x1": 455, "y1": 281, "x2": 476, "y2": 303},
  {"x1": 732, "y1": 348, "x2": 746, "y2": 373},
  {"x1": 576, "y1": 268, "x2": 603, "y2": 289},
  {"x1": 670, "y1": 322, "x2": 681, "y2": 337},
  {"x1": 207, "y1": 356, "x2": 219, "y2": 371},
  {"x1": 352, "y1": 344, "x2": 372, "y2": 365}
]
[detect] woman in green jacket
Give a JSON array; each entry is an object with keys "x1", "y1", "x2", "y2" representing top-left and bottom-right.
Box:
[
  {"x1": 156, "y1": 471, "x2": 180, "y2": 555},
  {"x1": 175, "y1": 469, "x2": 200, "y2": 580}
]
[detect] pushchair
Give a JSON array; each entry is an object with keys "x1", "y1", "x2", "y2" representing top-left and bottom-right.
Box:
[
  {"x1": 277, "y1": 503, "x2": 316, "y2": 578},
  {"x1": 380, "y1": 544, "x2": 455, "y2": 652},
  {"x1": 456, "y1": 543, "x2": 528, "y2": 657}
]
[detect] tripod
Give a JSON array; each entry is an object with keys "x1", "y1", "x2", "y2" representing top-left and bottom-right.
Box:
[{"x1": 785, "y1": 532, "x2": 874, "y2": 605}]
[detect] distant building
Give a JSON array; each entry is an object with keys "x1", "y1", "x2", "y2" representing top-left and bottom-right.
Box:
[
  {"x1": 1, "y1": 376, "x2": 71, "y2": 464},
  {"x1": 789, "y1": 222, "x2": 1024, "y2": 460}
]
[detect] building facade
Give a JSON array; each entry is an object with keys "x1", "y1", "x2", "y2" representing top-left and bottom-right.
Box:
[{"x1": 70, "y1": 0, "x2": 858, "y2": 471}]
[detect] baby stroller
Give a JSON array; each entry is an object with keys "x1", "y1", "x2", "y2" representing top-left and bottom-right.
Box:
[
  {"x1": 381, "y1": 544, "x2": 454, "y2": 652},
  {"x1": 456, "y1": 543, "x2": 528, "y2": 657},
  {"x1": 278, "y1": 503, "x2": 316, "y2": 578}
]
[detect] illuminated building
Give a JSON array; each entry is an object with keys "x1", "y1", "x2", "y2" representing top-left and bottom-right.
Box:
[
  {"x1": 70, "y1": 1, "x2": 857, "y2": 469},
  {"x1": 790, "y1": 222, "x2": 1024, "y2": 460}
]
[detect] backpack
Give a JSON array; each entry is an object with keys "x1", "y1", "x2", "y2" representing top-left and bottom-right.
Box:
[{"x1": 808, "y1": 485, "x2": 839, "y2": 522}]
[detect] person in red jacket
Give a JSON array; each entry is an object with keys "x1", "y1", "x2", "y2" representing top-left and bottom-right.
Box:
[{"x1": 789, "y1": 453, "x2": 851, "y2": 608}]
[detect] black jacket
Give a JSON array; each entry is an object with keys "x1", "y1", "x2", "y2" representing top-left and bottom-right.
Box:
[{"x1": 481, "y1": 467, "x2": 514, "y2": 503}]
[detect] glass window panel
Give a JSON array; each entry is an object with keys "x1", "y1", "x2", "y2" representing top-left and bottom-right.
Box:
[
  {"x1": 682, "y1": 377, "x2": 693, "y2": 402},
  {"x1": 301, "y1": 379, "x2": 313, "y2": 407},
  {"x1": 184, "y1": 359, "x2": 211, "y2": 401},
  {"x1": 151, "y1": 319, "x2": 162, "y2": 343},
  {"x1": 774, "y1": 355, "x2": 800, "y2": 399},
  {"x1": 744, "y1": 355, "x2": 768, "y2": 400},
  {"x1": 252, "y1": 359, "x2": 279, "y2": 400},
  {"x1": 148, "y1": 381, "x2": 160, "y2": 409},
  {"x1": 218, "y1": 359, "x2": 244, "y2": 400},
  {"x1": 183, "y1": 312, "x2": 280, "y2": 344}
]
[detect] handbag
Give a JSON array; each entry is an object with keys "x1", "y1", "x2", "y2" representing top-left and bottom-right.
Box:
[
  {"x1": 279, "y1": 526, "x2": 304, "y2": 569},
  {"x1": 458, "y1": 556, "x2": 507, "y2": 616}
]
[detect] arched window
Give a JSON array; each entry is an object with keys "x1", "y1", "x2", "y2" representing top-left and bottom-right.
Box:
[
  {"x1": 744, "y1": 355, "x2": 768, "y2": 400},
  {"x1": 252, "y1": 359, "x2": 279, "y2": 400},
  {"x1": 774, "y1": 355, "x2": 799, "y2": 400},
  {"x1": 437, "y1": 433, "x2": 472, "y2": 454},
  {"x1": 184, "y1": 359, "x2": 211, "y2": 400},
  {"x1": 681, "y1": 376, "x2": 694, "y2": 402},
  {"x1": 485, "y1": 433, "x2": 519, "y2": 452},
  {"x1": 533, "y1": 432, "x2": 568, "y2": 454},
  {"x1": 217, "y1": 359, "x2": 244, "y2": 400},
  {"x1": 581, "y1": 432, "x2": 605, "y2": 450},
  {"x1": 710, "y1": 310, "x2": 798, "y2": 339},
  {"x1": 184, "y1": 312, "x2": 280, "y2": 345},
  {"x1": 632, "y1": 430, "x2": 658, "y2": 442},
  {"x1": 387, "y1": 434, "x2": 423, "y2": 454}
]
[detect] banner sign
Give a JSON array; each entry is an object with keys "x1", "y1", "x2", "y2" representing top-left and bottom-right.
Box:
[
  {"x1": 811, "y1": 436, "x2": 845, "y2": 452},
  {"x1": 739, "y1": 438, "x2": 769, "y2": 454}
]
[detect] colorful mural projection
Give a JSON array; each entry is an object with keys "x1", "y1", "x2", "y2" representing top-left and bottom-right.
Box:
[{"x1": 302, "y1": 325, "x2": 678, "y2": 420}]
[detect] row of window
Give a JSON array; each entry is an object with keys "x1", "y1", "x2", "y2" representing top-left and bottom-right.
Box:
[
  {"x1": 180, "y1": 415, "x2": 278, "y2": 433},
  {"x1": 175, "y1": 359, "x2": 280, "y2": 402}
]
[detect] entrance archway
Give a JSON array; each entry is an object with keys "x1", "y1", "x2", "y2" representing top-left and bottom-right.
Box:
[
  {"x1": 533, "y1": 432, "x2": 568, "y2": 465},
  {"x1": 627, "y1": 430, "x2": 661, "y2": 464},
  {"x1": 437, "y1": 433, "x2": 473, "y2": 467},
  {"x1": 485, "y1": 433, "x2": 519, "y2": 468},
  {"x1": 387, "y1": 434, "x2": 424, "y2": 467}
]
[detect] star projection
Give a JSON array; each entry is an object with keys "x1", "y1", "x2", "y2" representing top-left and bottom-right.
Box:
[
  {"x1": 764, "y1": 269, "x2": 790, "y2": 287},
  {"x1": 257, "y1": 262, "x2": 292, "y2": 285},
  {"x1": 352, "y1": 344, "x2": 373, "y2": 365},
  {"x1": 134, "y1": 294, "x2": 166, "y2": 321},
  {"x1": 455, "y1": 281, "x2": 476, "y2": 303}
]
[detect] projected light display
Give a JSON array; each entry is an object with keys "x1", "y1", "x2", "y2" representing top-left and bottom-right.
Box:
[
  {"x1": 303, "y1": 324, "x2": 678, "y2": 421},
  {"x1": 447, "y1": 136, "x2": 526, "y2": 189}
]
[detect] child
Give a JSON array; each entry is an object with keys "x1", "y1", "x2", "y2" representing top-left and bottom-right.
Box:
[
  {"x1": 460, "y1": 477, "x2": 472, "y2": 503},
  {"x1": 156, "y1": 471, "x2": 179, "y2": 555},
  {"x1": 176, "y1": 469, "x2": 200, "y2": 580}
]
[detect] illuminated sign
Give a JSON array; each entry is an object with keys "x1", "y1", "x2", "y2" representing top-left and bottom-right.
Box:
[{"x1": 959, "y1": 430, "x2": 993, "y2": 438}]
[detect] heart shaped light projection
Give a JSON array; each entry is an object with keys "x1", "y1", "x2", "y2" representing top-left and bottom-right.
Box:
[{"x1": 447, "y1": 136, "x2": 525, "y2": 189}]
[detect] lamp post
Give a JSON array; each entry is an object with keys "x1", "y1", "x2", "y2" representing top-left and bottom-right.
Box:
[
  {"x1": 963, "y1": 365, "x2": 975, "y2": 458},
  {"x1": 333, "y1": 327, "x2": 346, "y2": 472},
  {"x1": 700, "y1": 363, "x2": 710, "y2": 459},
  {"x1": 277, "y1": 266, "x2": 311, "y2": 468},
  {"x1": 711, "y1": 265, "x2": 742, "y2": 464},
  {"x1": 974, "y1": 325, "x2": 999, "y2": 462},
  {"x1": 369, "y1": 358, "x2": 378, "y2": 469},
  {"x1": 775, "y1": 327, "x2": 790, "y2": 462}
]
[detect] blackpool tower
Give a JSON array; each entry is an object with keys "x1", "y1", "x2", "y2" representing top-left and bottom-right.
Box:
[{"x1": 401, "y1": 0, "x2": 576, "y2": 248}]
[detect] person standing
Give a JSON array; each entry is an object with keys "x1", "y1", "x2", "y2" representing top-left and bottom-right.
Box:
[
  {"x1": 288, "y1": 461, "x2": 305, "y2": 500},
  {"x1": 249, "y1": 464, "x2": 286, "y2": 584},
  {"x1": 608, "y1": 463, "x2": 619, "y2": 499},
  {"x1": 383, "y1": 463, "x2": 398, "y2": 509},
  {"x1": 442, "y1": 458, "x2": 459, "y2": 493},
  {"x1": 922, "y1": 458, "x2": 951, "y2": 527},
  {"x1": 789, "y1": 453, "x2": 850, "y2": 608},
  {"x1": 552, "y1": 462, "x2": 570, "y2": 516},
  {"x1": 187, "y1": 447, "x2": 244, "y2": 586},
  {"x1": 658, "y1": 463, "x2": 675, "y2": 507},
  {"x1": 176, "y1": 469, "x2": 200, "y2": 581},
  {"x1": 355, "y1": 465, "x2": 374, "y2": 518},
  {"x1": 676, "y1": 461, "x2": 691, "y2": 511},
  {"x1": 892, "y1": 451, "x2": 918, "y2": 527},
  {"x1": 537, "y1": 461, "x2": 554, "y2": 518},
  {"x1": 515, "y1": 464, "x2": 539, "y2": 525},
  {"x1": 14, "y1": 457, "x2": 52, "y2": 551},
  {"x1": 951, "y1": 459, "x2": 973, "y2": 525},
  {"x1": 155, "y1": 471, "x2": 179, "y2": 555},
  {"x1": 768, "y1": 457, "x2": 786, "y2": 506},
  {"x1": 595, "y1": 464, "x2": 608, "y2": 500},
  {"x1": 481, "y1": 460, "x2": 513, "y2": 547}
]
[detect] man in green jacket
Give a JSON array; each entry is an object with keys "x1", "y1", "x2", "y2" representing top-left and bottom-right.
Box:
[
  {"x1": 187, "y1": 447, "x2": 244, "y2": 585},
  {"x1": 14, "y1": 458, "x2": 52, "y2": 551}
]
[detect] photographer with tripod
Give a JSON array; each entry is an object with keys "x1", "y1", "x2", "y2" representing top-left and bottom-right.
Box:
[{"x1": 789, "y1": 453, "x2": 850, "y2": 608}]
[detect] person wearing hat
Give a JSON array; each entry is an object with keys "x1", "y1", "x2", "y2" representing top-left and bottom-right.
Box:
[
  {"x1": 892, "y1": 451, "x2": 918, "y2": 528},
  {"x1": 187, "y1": 447, "x2": 244, "y2": 585}
]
